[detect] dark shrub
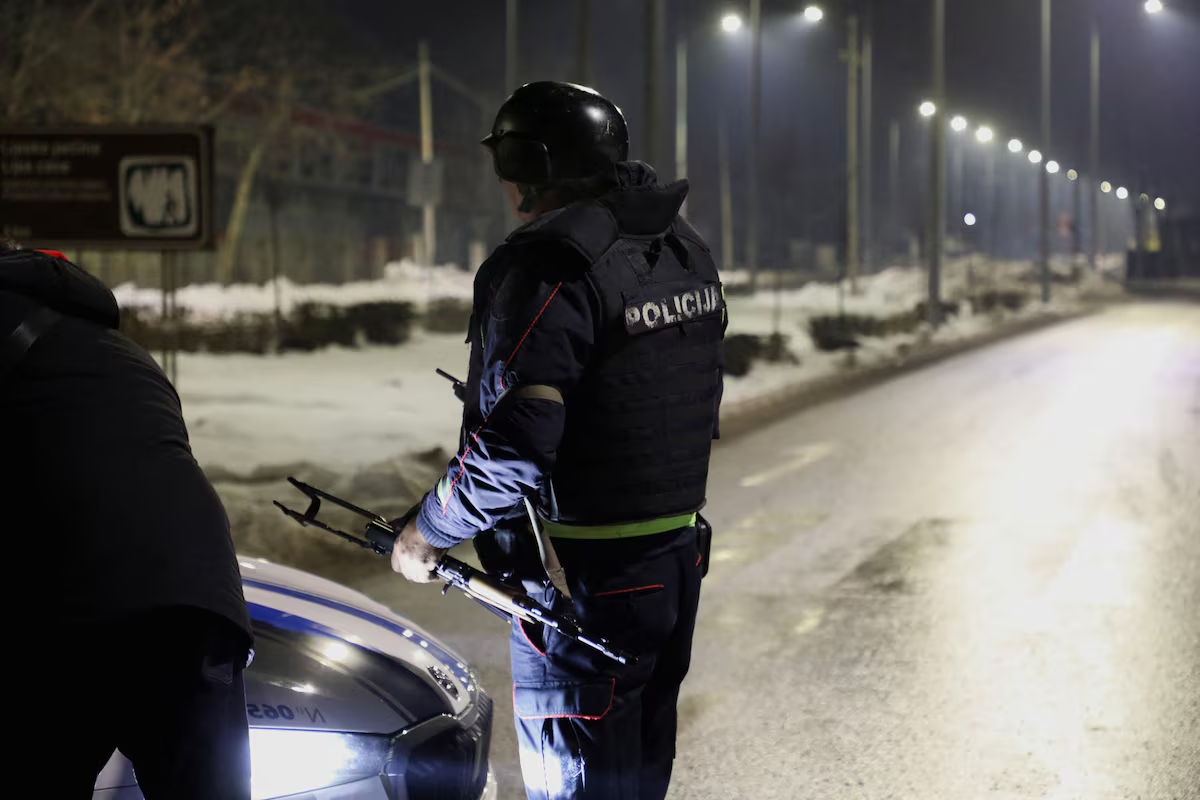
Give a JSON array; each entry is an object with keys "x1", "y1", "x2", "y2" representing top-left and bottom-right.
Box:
[
  {"x1": 722, "y1": 282, "x2": 755, "y2": 297},
  {"x1": 809, "y1": 315, "x2": 869, "y2": 351},
  {"x1": 118, "y1": 307, "x2": 164, "y2": 351},
  {"x1": 202, "y1": 314, "x2": 273, "y2": 354},
  {"x1": 422, "y1": 298, "x2": 473, "y2": 334},
  {"x1": 974, "y1": 290, "x2": 1026, "y2": 313},
  {"x1": 724, "y1": 334, "x2": 765, "y2": 377},
  {"x1": 347, "y1": 302, "x2": 416, "y2": 346},
  {"x1": 912, "y1": 300, "x2": 958, "y2": 323},
  {"x1": 764, "y1": 332, "x2": 800, "y2": 365},
  {"x1": 808, "y1": 311, "x2": 926, "y2": 351},
  {"x1": 282, "y1": 303, "x2": 354, "y2": 351},
  {"x1": 122, "y1": 300, "x2": 415, "y2": 354}
]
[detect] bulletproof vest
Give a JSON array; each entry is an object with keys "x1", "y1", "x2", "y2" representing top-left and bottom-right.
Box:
[{"x1": 497, "y1": 200, "x2": 725, "y2": 525}]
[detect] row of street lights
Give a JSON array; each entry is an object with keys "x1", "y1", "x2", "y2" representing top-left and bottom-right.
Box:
[
  {"x1": 916, "y1": 100, "x2": 1169, "y2": 227},
  {"x1": 924, "y1": 0, "x2": 1170, "y2": 322},
  {"x1": 720, "y1": 5, "x2": 823, "y2": 33},
  {"x1": 677, "y1": 1, "x2": 1168, "y2": 310}
]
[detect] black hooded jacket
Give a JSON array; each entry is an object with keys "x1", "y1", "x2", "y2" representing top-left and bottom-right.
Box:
[{"x1": 1, "y1": 249, "x2": 250, "y2": 644}]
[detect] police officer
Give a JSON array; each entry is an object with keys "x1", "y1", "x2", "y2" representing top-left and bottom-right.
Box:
[{"x1": 390, "y1": 82, "x2": 725, "y2": 800}]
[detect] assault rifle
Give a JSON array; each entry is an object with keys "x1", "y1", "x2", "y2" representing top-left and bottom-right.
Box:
[{"x1": 274, "y1": 477, "x2": 636, "y2": 666}]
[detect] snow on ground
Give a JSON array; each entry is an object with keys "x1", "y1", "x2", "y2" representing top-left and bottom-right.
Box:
[
  {"x1": 155, "y1": 256, "x2": 1121, "y2": 476},
  {"x1": 178, "y1": 331, "x2": 469, "y2": 473}
]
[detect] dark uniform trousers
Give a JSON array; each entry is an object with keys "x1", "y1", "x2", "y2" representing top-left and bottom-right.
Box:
[
  {"x1": 28, "y1": 607, "x2": 252, "y2": 799},
  {"x1": 510, "y1": 526, "x2": 703, "y2": 800}
]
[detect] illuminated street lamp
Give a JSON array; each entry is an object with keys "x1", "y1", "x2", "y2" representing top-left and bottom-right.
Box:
[
  {"x1": 919, "y1": 101, "x2": 937, "y2": 118},
  {"x1": 1101, "y1": 181, "x2": 1112, "y2": 193},
  {"x1": 964, "y1": 213, "x2": 977, "y2": 226},
  {"x1": 803, "y1": 5, "x2": 824, "y2": 23},
  {"x1": 1067, "y1": 169, "x2": 1078, "y2": 181},
  {"x1": 1008, "y1": 138, "x2": 1023, "y2": 153},
  {"x1": 1154, "y1": 197, "x2": 1166, "y2": 211},
  {"x1": 721, "y1": 13, "x2": 744, "y2": 33},
  {"x1": 1145, "y1": 0, "x2": 1164, "y2": 14},
  {"x1": 975, "y1": 126, "x2": 994, "y2": 143},
  {"x1": 1028, "y1": 149, "x2": 1043, "y2": 164},
  {"x1": 950, "y1": 115, "x2": 968, "y2": 132},
  {"x1": 1116, "y1": 186, "x2": 1129, "y2": 200},
  {"x1": 1046, "y1": 160, "x2": 1060, "y2": 174}
]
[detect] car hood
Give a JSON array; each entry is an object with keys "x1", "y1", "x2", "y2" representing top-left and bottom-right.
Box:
[{"x1": 238, "y1": 557, "x2": 479, "y2": 723}]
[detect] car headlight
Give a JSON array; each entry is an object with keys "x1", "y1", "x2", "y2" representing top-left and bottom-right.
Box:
[{"x1": 250, "y1": 729, "x2": 390, "y2": 799}]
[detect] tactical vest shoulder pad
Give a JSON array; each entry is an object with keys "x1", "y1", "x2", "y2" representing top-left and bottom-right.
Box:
[
  {"x1": 670, "y1": 217, "x2": 712, "y2": 255},
  {"x1": 506, "y1": 201, "x2": 620, "y2": 268}
]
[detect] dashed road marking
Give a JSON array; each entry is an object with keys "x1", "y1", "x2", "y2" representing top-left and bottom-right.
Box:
[{"x1": 739, "y1": 441, "x2": 837, "y2": 488}]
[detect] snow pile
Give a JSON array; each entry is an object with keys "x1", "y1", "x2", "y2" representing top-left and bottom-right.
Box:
[
  {"x1": 179, "y1": 331, "x2": 469, "y2": 473},
  {"x1": 112, "y1": 253, "x2": 1121, "y2": 326},
  {"x1": 112, "y1": 259, "x2": 475, "y2": 322},
  {"x1": 717, "y1": 255, "x2": 1115, "y2": 409}
]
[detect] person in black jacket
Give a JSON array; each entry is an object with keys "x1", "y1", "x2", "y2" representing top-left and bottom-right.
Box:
[
  {"x1": 1, "y1": 241, "x2": 252, "y2": 798},
  {"x1": 390, "y1": 83, "x2": 726, "y2": 800}
]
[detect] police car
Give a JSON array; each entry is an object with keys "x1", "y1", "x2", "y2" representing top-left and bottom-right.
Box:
[{"x1": 93, "y1": 558, "x2": 497, "y2": 800}]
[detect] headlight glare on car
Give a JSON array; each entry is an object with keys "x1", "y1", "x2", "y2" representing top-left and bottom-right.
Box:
[{"x1": 249, "y1": 728, "x2": 390, "y2": 799}]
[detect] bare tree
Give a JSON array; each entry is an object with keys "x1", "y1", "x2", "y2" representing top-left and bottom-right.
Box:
[
  {"x1": 1, "y1": 0, "x2": 219, "y2": 124},
  {"x1": 2, "y1": 0, "x2": 406, "y2": 284}
]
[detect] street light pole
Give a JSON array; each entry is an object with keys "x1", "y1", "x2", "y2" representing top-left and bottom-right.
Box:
[
  {"x1": 846, "y1": 15, "x2": 860, "y2": 293},
  {"x1": 951, "y1": 134, "x2": 964, "y2": 234},
  {"x1": 505, "y1": 0, "x2": 518, "y2": 91},
  {"x1": 718, "y1": 109, "x2": 735, "y2": 272},
  {"x1": 418, "y1": 40, "x2": 436, "y2": 267},
  {"x1": 889, "y1": 120, "x2": 900, "y2": 262},
  {"x1": 577, "y1": 0, "x2": 591, "y2": 85},
  {"x1": 747, "y1": 0, "x2": 762, "y2": 291},
  {"x1": 645, "y1": 0, "x2": 666, "y2": 168},
  {"x1": 984, "y1": 146, "x2": 997, "y2": 259},
  {"x1": 1039, "y1": 0, "x2": 1052, "y2": 303},
  {"x1": 861, "y1": 11, "x2": 873, "y2": 278},
  {"x1": 1089, "y1": 19, "x2": 1100, "y2": 270},
  {"x1": 928, "y1": 0, "x2": 946, "y2": 327},
  {"x1": 676, "y1": 34, "x2": 688, "y2": 216}
]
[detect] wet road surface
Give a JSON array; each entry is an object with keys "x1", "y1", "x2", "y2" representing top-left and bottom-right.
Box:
[{"x1": 355, "y1": 301, "x2": 1200, "y2": 799}]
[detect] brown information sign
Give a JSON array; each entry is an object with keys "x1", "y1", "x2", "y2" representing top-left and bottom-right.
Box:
[{"x1": 0, "y1": 126, "x2": 214, "y2": 249}]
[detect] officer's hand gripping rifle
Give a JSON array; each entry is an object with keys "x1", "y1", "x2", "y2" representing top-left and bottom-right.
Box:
[{"x1": 274, "y1": 477, "x2": 636, "y2": 666}]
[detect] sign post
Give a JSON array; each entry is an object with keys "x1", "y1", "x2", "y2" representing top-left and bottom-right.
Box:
[{"x1": 1, "y1": 126, "x2": 214, "y2": 385}]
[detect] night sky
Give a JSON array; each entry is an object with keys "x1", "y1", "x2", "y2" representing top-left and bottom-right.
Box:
[{"x1": 339, "y1": 0, "x2": 1199, "y2": 261}]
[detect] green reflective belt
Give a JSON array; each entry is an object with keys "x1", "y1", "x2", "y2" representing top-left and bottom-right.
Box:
[{"x1": 541, "y1": 512, "x2": 698, "y2": 540}]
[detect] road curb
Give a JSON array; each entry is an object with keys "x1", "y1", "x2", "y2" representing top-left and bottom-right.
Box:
[
  {"x1": 1124, "y1": 280, "x2": 1200, "y2": 302},
  {"x1": 718, "y1": 308, "x2": 1097, "y2": 441}
]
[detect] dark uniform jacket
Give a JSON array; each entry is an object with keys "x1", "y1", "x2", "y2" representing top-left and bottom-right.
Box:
[
  {"x1": 1, "y1": 249, "x2": 251, "y2": 647},
  {"x1": 415, "y1": 163, "x2": 725, "y2": 548}
]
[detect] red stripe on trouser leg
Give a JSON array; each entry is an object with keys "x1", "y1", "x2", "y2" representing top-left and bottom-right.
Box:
[
  {"x1": 517, "y1": 618, "x2": 546, "y2": 657},
  {"x1": 513, "y1": 679, "x2": 616, "y2": 721},
  {"x1": 593, "y1": 583, "x2": 665, "y2": 597}
]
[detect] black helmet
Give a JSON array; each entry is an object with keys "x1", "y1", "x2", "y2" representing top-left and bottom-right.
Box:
[{"x1": 482, "y1": 82, "x2": 629, "y2": 187}]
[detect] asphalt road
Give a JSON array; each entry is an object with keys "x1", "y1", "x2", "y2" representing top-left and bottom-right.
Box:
[{"x1": 354, "y1": 301, "x2": 1200, "y2": 800}]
